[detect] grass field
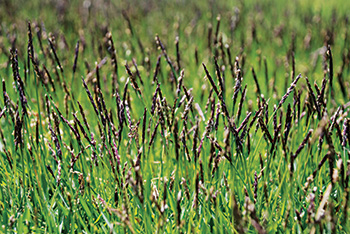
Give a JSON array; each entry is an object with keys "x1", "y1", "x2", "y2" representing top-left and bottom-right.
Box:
[{"x1": 0, "y1": 0, "x2": 350, "y2": 233}]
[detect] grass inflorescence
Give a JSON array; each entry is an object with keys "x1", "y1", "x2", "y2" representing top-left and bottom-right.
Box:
[{"x1": 0, "y1": 0, "x2": 350, "y2": 233}]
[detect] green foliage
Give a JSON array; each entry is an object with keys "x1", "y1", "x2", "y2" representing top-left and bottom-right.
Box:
[{"x1": 0, "y1": 0, "x2": 349, "y2": 233}]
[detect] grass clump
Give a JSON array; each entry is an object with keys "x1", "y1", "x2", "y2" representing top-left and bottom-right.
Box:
[{"x1": 0, "y1": 0, "x2": 350, "y2": 233}]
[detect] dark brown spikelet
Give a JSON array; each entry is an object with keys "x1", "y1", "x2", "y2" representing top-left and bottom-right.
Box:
[
  {"x1": 333, "y1": 121, "x2": 343, "y2": 144},
  {"x1": 207, "y1": 23, "x2": 213, "y2": 50},
  {"x1": 157, "y1": 83, "x2": 165, "y2": 105},
  {"x1": 81, "y1": 77, "x2": 99, "y2": 117},
  {"x1": 158, "y1": 97, "x2": 168, "y2": 132},
  {"x1": 180, "y1": 127, "x2": 191, "y2": 162},
  {"x1": 219, "y1": 37, "x2": 226, "y2": 66},
  {"x1": 173, "y1": 118, "x2": 179, "y2": 161},
  {"x1": 292, "y1": 129, "x2": 313, "y2": 159},
  {"x1": 44, "y1": 96, "x2": 52, "y2": 125},
  {"x1": 232, "y1": 68, "x2": 242, "y2": 113},
  {"x1": 99, "y1": 89, "x2": 109, "y2": 124},
  {"x1": 70, "y1": 151, "x2": 82, "y2": 170},
  {"x1": 48, "y1": 122, "x2": 62, "y2": 160},
  {"x1": 115, "y1": 90, "x2": 125, "y2": 132},
  {"x1": 202, "y1": 63, "x2": 231, "y2": 123},
  {"x1": 3, "y1": 148, "x2": 12, "y2": 170},
  {"x1": 120, "y1": 83, "x2": 129, "y2": 132},
  {"x1": 72, "y1": 40, "x2": 79, "y2": 75},
  {"x1": 62, "y1": 81, "x2": 71, "y2": 98},
  {"x1": 248, "y1": 107, "x2": 263, "y2": 133},
  {"x1": 125, "y1": 63, "x2": 141, "y2": 96},
  {"x1": 175, "y1": 36, "x2": 181, "y2": 72},
  {"x1": 226, "y1": 45, "x2": 234, "y2": 77},
  {"x1": 342, "y1": 119, "x2": 349, "y2": 147},
  {"x1": 31, "y1": 57, "x2": 46, "y2": 89},
  {"x1": 176, "y1": 190, "x2": 182, "y2": 227},
  {"x1": 27, "y1": 21, "x2": 34, "y2": 71},
  {"x1": 329, "y1": 107, "x2": 341, "y2": 134},
  {"x1": 153, "y1": 55, "x2": 162, "y2": 83},
  {"x1": 95, "y1": 64, "x2": 102, "y2": 93},
  {"x1": 236, "y1": 85, "x2": 247, "y2": 125},
  {"x1": 176, "y1": 70, "x2": 184, "y2": 98},
  {"x1": 194, "y1": 47, "x2": 199, "y2": 66},
  {"x1": 77, "y1": 101, "x2": 90, "y2": 133},
  {"x1": 237, "y1": 111, "x2": 252, "y2": 133},
  {"x1": 314, "y1": 81, "x2": 321, "y2": 96},
  {"x1": 293, "y1": 89, "x2": 301, "y2": 121},
  {"x1": 214, "y1": 57, "x2": 225, "y2": 98},
  {"x1": 305, "y1": 77, "x2": 321, "y2": 118},
  {"x1": 54, "y1": 104, "x2": 81, "y2": 144},
  {"x1": 327, "y1": 45, "x2": 334, "y2": 94},
  {"x1": 48, "y1": 38, "x2": 64, "y2": 73},
  {"x1": 43, "y1": 65, "x2": 56, "y2": 92},
  {"x1": 93, "y1": 93, "x2": 105, "y2": 130},
  {"x1": 132, "y1": 58, "x2": 144, "y2": 86},
  {"x1": 106, "y1": 32, "x2": 119, "y2": 89},
  {"x1": 214, "y1": 15, "x2": 221, "y2": 46},
  {"x1": 73, "y1": 112, "x2": 92, "y2": 145},
  {"x1": 271, "y1": 108, "x2": 282, "y2": 152},
  {"x1": 11, "y1": 49, "x2": 28, "y2": 115},
  {"x1": 47, "y1": 141, "x2": 57, "y2": 162},
  {"x1": 336, "y1": 70, "x2": 347, "y2": 99},
  {"x1": 46, "y1": 165, "x2": 55, "y2": 179},
  {"x1": 277, "y1": 73, "x2": 302, "y2": 110},
  {"x1": 264, "y1": 57, "x2": 269, "y2": 94},
  {"x1": 317, "y1": 74, "x2": 327, "y2": 108},
  {"x1": 204, "y1": 89, "x2": 214, "y2": 115},
  {"x1": 149, "y1": 119, "x2": 160, "y2": 147},
  {"x1": 284, "y1": 104, "x2": 292, "y2": 144},
  {"x1": 151, "y1": 84, "x2": 160, "y2": 115},
  {"x1": 182, "y1": 85, "x2": 195, "y2": 116},
  {"x1": 264, "y1": 99, "x2": 269, "y2": 125},
  {"x1": 258, "y1": 153, "x2": 264, "y2": 178},
  {"x1": 202, "y1": 63, "x2": 220, "y2": 97},
  {"x1": 52, "y1": 111, "x2": 61, "y2": 142},
  {"x1": 124, "y1": 100, "x2": 132, "y2": 129},
  {"x1": 214, "y1": 102, "x2": 221, "y2": 131},
  {"x1": 182, "y1": 96, "x2": 194, "y2": 121},
  {"x1": 35, "y1": 23, "x2": 46, "y2": 58},
  {"x1": 251, "y1": 67, "x2": 261, "y2": 97},
  {"x1": 258, "y1": 117, "x2": 273, "y2": 144},
  {"x1": 253, "y1": 171, "x2": 258, "y2": 203},
  {"x1": 323, "y1": 123, "x2": 336, "y2": 157},
  {"x1": 155, "y1": 35, "x2": 177, "y2": 84},
  {"x1": 14, "y1": 109, "x2": 23, "y2": 150},
  {"x1": 64, "y1": 93, "x2": 69, "y2": 118},
  {"x1": 199, "y1": 159, "x2": 204, "y2": 184},
  {"x1": 311, "y1": 153, "x2": 329, "y2": 180},
  {"x1": 142, "y1": 108, "x2": 147, "y2": 147}
]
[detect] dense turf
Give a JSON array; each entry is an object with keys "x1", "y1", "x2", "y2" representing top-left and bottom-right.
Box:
[{"x1": 0, "y1": 0, "x2": 350, "y2": 233}]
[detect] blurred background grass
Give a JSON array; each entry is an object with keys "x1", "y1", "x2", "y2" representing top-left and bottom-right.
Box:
[{"x1": 1, "y1": 0, "x2": 348, "y2": 103}]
